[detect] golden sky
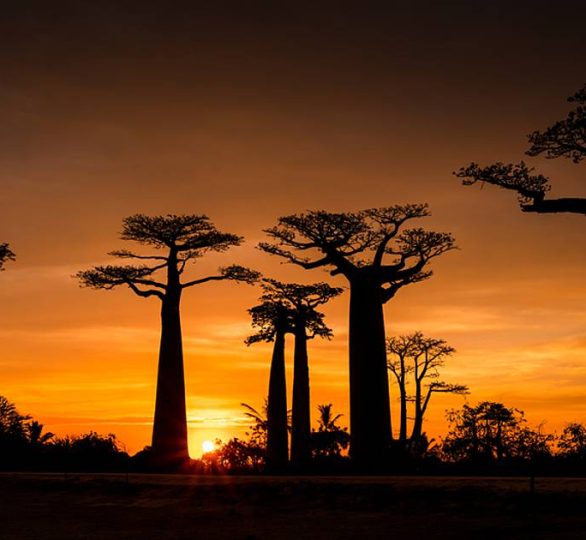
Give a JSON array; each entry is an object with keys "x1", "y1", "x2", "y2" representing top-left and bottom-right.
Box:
[{"x1": 1, "y1": 2, "x2": 585, "y2": 456}]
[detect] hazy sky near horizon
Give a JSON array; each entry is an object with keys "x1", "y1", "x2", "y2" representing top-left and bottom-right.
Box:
[{"x1": 1, "y1": 1, "x2": 585, "y2": 455}]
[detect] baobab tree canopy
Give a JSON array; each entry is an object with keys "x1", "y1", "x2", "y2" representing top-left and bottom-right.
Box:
[
  {"x1": 78, "y1": 214, "x2": 259, "y2": 296},
  {"x1": 260, "y1": 205, "x2": 456, "y2": 302},
  {"x1": 0, "y1": 243, "x2": 15, "y2": 271},
  {"x1": 456, "y1": 84, "x2": 586, "y2": 216}
]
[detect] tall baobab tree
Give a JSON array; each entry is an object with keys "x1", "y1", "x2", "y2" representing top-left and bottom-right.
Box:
[
  {"x1": 260, "y1": 206, "x2": 456, "y2": 466},
  {"x1": 387, "y1": 332, "x2": 468, "y2": 447},
  {"x1": 246, "y1": 298, "x2": 293, "y2": 471},
  {"x1": 0, "y1": 243, "x2": 15, "y2": 271},
  {"x1": 456, "y1": 84, "x2": 586, "y2": 216},
  {"x1": 77, "y1": 214, "x2": 259, "y2": 469},
  {"x1": 260, "y1": 279, "x2": 342, "y2": 468}
]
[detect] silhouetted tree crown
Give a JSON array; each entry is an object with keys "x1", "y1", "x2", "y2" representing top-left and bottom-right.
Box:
[
  {"x1": 246, "y1": 279, "x2": 342, "y2": 344},
  {"x1": 260, "y1": 205, "x2": 455, "y2": 302},
  {"x1": 0, "y1": 243, "x2": 15, "y2": 271},
  {"x1": 77, "y1": 214, "x2": 259, "y2": 297},
  {"x1": 456, "y1": 84, "x2": 586, "y2": 215},
  {"x1": 387, "y1": 332, "x2": 468, "y2": 445}
]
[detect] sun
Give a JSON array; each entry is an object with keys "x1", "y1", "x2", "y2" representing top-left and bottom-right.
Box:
[{"x1": 201, "y1": 440, "x2": 215, "y2": 454}]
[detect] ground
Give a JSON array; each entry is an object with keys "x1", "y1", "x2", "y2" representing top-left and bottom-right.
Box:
[{"x1": 1, "y1": 473, "x2": 585, "y2": 539}]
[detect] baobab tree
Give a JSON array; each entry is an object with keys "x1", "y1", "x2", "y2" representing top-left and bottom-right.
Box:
[
  {"x1": 260, "y1": 279, "x2": 342, "y2": 468},
  {"x1": 0, "y1": 243, "x2": 15, "y2": 271},
  {"x1": 246, "y1": 298, "x2": 293, "y2": 471},
  {"x1": 456, "y1": 84, "x2": 586, "y2": 216},
  {"x1": 260, "y1": 206, "x2": 456, "y2": 466},
  {"x1": 387, "y1": 332, "x2": 468, "y2": 449},
  {"x1": 77, "y1": 214, "x2": 259, "y2": 469}
]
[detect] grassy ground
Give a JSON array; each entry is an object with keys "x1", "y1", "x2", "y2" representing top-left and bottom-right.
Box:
[{"x1": 1, "y1": 473, "x2": 585, "y2": 539}]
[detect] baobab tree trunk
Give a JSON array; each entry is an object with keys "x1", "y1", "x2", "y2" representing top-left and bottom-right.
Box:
[
  {"x1": 266, "y1": 327, "x2": 288, "y2": 471},
  {"x1": 348, "y1": 278, "x2": 392, "y2": 468},
  {"x1": 399, "y1": 383, "x2": 408, "y2": 443},
  {"x1": 291, "y1": 322, "x2": 311, "y2": 469},
  {"x1": 151, "y1": 286, "x2": 189, "y2": 469}
]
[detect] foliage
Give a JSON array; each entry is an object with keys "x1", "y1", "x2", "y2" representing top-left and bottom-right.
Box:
[
  {"x1": 558, "y1": 422, "x2": 586, "y2": 461},
  {"x1": 260, "y1": 206, "x2": 456, "y2": 302},
  {"x1": 0, "y1": 243, "x2": 15, "y2": 271},
  {"x1": 310, "y1": 404, "x2": 350, "y2": 459},
  {"x1": 441, "y1": 402, "x2": 553, "y2": 464},
  {"x1": 203, "y1": 438, "x2": 265, "y2": 473},
  {"x1": 77, "y1": 214, "x2": 260, "y2": 299},
  {"x1": 456, "y1": 83, "x2": 586, "y2": 215}
]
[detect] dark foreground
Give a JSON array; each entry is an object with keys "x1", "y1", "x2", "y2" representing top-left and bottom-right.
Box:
[{"x1": 1, "y1": 473, "x2": 585, "y2": 539}]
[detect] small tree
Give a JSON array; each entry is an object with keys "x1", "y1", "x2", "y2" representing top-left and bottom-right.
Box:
[
  {"x1": 558, "y1": 422, "x2": 586, "y2": 462},
  {"x1": 311, "y1": 404, "x2": 350, "y2": 459},
  {"x1": 260, "y1": 206, "x2": 455, "y2": 466},
  {"x1": 441, "y1": 401, "x2": 552, "y2": 464},
  {"x1": 387, "y1": 332, "x2": 468, "y2": 447},
  {"x1": 456, "y1": 84, "x2": 586, "y2": 215},
  {"x1": 0, "y1": 243, "x2": 15, "y2": 271},
  {"x1": 77, "y1": 214, "x2": 259, "y2": 468}
]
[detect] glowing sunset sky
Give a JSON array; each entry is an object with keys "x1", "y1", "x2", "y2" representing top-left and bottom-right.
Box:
[{"x1": 1, "y1": 2, "x2": 585, "y2": 456}]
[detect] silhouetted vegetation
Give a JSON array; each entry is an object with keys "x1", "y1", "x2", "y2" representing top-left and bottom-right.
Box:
[
  {"x1": 261, "y1": 206, "x2": 456, "y2": 467},
  {"x1": 0, "y1": 243, "x2": 15, "y2": 271},
  {"x1": 456, "y1": 83, "x2": 586, "y2": 215},
  {"x1": 440, "y1": 401, "x2": 554, "y2": 473},
  {"x1": 3, "y1": 393, "x2": 586, "y2": 476},
  {"x1": 387, "y1": 332, "x2": 468, "y2": 454},
  {"x1": 0, "y1": 396, "x2": 128, "y2": 471},
  {"x1": 247, "y1": 279, "x2": 342, "y2": 470},
  {"x1": 77, "y1": 214, "x2": 259, "y2": 470}
]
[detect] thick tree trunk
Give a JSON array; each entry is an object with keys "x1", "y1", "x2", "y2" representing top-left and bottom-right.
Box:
[
  {"x1": 151, "y1": 287, "x2": 189, "y2": 469},
  {"x1": 410, "y1": 382, "x2": 423, "y2": 442},
  {"x1": 399, "y1": 383, "x2": 408, "y2": 442},
  {"x1": 266, "y1": 327, "x2": 288, "y2": 471},
  {"x1": 348, "y1": 278, "x2": 392, "y2": 468},
  {"x1": 291, "y1": 322, "x2": 311, "y2": 469}
]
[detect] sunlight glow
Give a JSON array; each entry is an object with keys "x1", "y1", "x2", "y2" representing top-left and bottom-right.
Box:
[{"x1": 202, "y1": 440, "x2": 216, "y2": 454}]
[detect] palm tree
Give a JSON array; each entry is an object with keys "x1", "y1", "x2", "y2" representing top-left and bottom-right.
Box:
[{"x1": 27, "y1": 420, "x2": 54, "y2": 446}]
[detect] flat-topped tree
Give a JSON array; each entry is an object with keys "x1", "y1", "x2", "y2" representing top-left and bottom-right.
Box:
[
  {"x1": 456, "y1": 84, "x2": 586, "y2": 216},
  {"x1": 246, "y1": 299, "x2": 294, "y2": 471},
  {"x1": 77, "y1": 214, "x2": 259, "y2": 469},
  {"x1": 260, "y1": 279, "x2": 342, "y2": 468},
  {"x1": 260, "y1": 206, "x2": 455, "y2": 467},
  {"x1": 0, "y1": 243, "x2": 15, "y2": 271}
]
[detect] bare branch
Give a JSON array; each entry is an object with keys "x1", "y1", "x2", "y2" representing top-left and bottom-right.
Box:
[{"x1": 182, "y1": 265, "x2": 260, "y2": 288}]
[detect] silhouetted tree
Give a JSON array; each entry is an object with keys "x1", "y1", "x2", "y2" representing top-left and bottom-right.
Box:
[
  {"x1": 456, "y1": 84, "x2": 586, "y2": 215},
  {"x1": 387, "y1": 333, "x2": 468, "y2": 447},
  {"x1": 260, "y1": 206, "x2": 455, "y2": 466},
  {"x1": 311, "y1": 404, "x2": 350, "y2": 459},
  {"x1": 77, "y1": 214, "x2": 259, "y2": 469},
  {"x1": 0, "y1": 243, "x2": 15, "y2": 271},
  {"x1": 442, "y1": 402, "x2": 552, "y2": 465},
  {"x1": 246, "y1": 300, "x2": 293, "y2": 470},
  {"x1": 258, "y1": 279, "x2": 342, "y2": 469},
  {"x1": 27, "y1": 420, "x2": 54, "y2": 447},
  {"x1": 558, "y1": 422, "x2": 586, "y2": 462},
  {"x1": 241, "y1": 401, "x2": 269, "y2": 448},
  {"x1": 205, "y1": 437, "x2": 265, "y2": 472}
]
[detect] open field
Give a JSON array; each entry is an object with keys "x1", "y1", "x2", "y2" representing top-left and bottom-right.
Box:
[{"x1": 1, "y1": 473, "x2": 585, "y2": 539}]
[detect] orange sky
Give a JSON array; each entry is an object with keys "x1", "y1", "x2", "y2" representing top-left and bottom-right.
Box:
[{"x1": 1, "y1": 2, "x2": 585, "y2": 456}]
